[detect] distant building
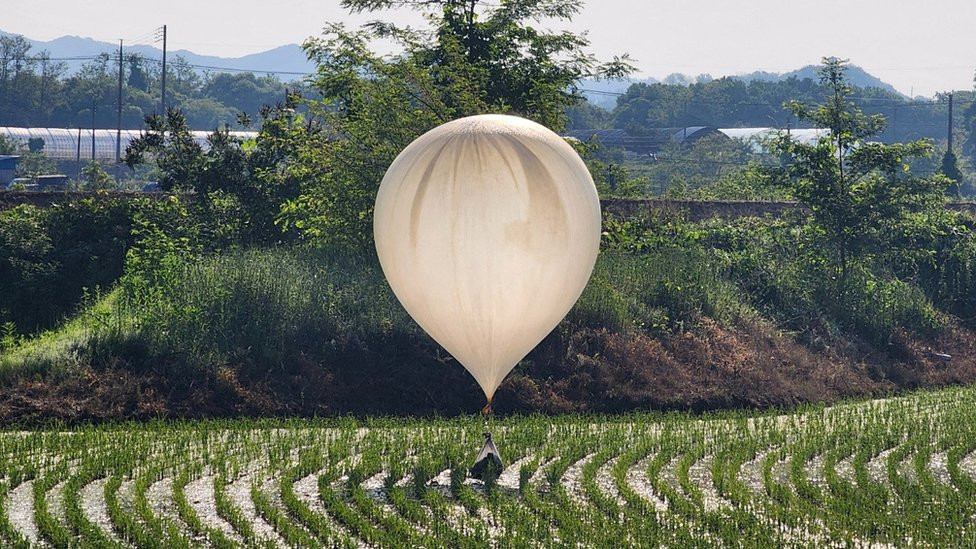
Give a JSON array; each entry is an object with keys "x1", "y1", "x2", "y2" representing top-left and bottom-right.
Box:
[
  {"x1": 0, "y1": 155, "x2": 19, "y2": 186},
  {"x1": 718, "y1": 127, "x2": 831, "y2": 151},
  {"x1": 563, "y1": 127, "x2": 727, "y2": 155}
]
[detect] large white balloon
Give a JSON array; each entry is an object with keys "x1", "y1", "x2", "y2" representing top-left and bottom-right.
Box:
[{"x1": 374, "y1": 114, "x2": 602, "y2": 401}]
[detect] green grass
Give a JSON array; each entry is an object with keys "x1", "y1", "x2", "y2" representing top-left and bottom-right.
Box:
[
  {"x1": 0, "y1": 289, "x2": 131, "y2": 382},
  {"x1": 0, "y1": 244, "x2": 751, "y2": 386}
]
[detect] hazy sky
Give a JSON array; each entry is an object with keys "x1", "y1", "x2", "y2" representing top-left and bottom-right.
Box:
[{"x1": 4, "y1": 0, "x2": 975, "y2": 97}]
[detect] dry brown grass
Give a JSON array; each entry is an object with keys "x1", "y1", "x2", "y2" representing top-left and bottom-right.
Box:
[{"x1": 3, "y1": 316, "x2": 976, "y2": 423}]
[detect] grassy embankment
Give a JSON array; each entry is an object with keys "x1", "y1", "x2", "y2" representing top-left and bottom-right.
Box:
[{"x1": 3, "y1": 205, "x2": 976, "y2": 421}]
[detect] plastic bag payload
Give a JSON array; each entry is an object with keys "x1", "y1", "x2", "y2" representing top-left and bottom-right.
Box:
[
  {"x1": 374, "y1": 114, "x2": 602, "y2": 401},
  {"x1": 470, "y1": 432, "x2": 503, "y2": 480}
]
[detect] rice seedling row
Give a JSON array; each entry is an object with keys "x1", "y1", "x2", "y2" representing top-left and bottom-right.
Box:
[{"x1": 2, "y1": 386, "x2": 976, "y2": 547}]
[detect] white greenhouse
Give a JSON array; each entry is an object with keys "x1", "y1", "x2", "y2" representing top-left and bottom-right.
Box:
[
  {"x1": 718, "y1": 127, "x2": 831, "y2": 151},
  {"x1": 0, "y1": 127, "x2": 258, "y2": 161}
]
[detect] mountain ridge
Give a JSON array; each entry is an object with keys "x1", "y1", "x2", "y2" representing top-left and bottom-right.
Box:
[{"x1": 2, "y1": 30, "x2": 908, "y2": 99}]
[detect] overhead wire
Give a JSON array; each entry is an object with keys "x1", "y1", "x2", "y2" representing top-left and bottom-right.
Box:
[
  {"x1": 15, "y1": 54, "x2": 313, "y2": 77},
  {"x1": 121, "y1": 28, "x2": 158, "y2": 46}
]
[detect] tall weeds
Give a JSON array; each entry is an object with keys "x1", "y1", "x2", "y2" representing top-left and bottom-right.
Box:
[{"x1": 120, "y1": 247, "x2": 410, "y2": 375}]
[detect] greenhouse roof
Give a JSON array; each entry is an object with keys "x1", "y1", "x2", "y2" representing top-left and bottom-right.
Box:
[
  {"x1": 718, "y1": 127, "x2": 830, "y2": 147},
  {"x1": 0, "y1": 127, "x2": 258, "y2": 161},
  {"x1": 563, "y1": 126, "x2": 725, "y2": 154}
]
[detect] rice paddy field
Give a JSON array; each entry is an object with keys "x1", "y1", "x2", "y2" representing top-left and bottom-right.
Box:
[{"x1": 1, "y1": 385, "x2": 975, "y2": 548}]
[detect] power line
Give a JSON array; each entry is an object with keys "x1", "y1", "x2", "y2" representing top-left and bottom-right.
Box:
[
  {"x1": 16, "y1": 54, "x2": 313, "y2": 77},
  {"x1": 135, "y1": 56, "x2": 312, "y2": 76},
  {"x1": 122, "y1": 28, "x2": 158, "y2": 45}
]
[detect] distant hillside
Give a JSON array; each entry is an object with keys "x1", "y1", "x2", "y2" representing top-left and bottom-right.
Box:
[
  {"x1": 735, "y1": 64, "x2": 903, "y2": 96},
  {"x1": 6, "y1": 31, "x2": 903, "y2": 99},
  {"x1": 0, "y1": 30, "x2": 315, "y2": 81},
  {"x1": 580, "y1": 63, "x2": 905, "y2": 110}
]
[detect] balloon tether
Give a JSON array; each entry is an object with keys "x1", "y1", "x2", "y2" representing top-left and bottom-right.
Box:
[
  {"x1": 470, "y1": 396, "x2": 503, "y2": 480},
  {"x1": 481, "y1": 398, "x2": 492, "y2": 430}
]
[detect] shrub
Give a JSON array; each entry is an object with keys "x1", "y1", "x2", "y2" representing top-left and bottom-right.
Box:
[
  {"x1": 120, "y1": 247, "x2": 410, "y2": 376},
  {"x1": 573, "y1": 249, "x2": 741, "y2": 337},
  {"x1": 0, "y1": 202, "x2": 132, "y2": 334}
]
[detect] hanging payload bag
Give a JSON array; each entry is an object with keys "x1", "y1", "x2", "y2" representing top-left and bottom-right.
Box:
[{"x1": 470, "y1": 432, "x2": 503, "y2": 480}]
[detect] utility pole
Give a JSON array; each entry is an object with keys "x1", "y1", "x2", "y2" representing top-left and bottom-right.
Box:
[
  {"x1": 116, "y1": 39, "x2": 123, "y2": 163},
  {"x1": 39, "y1": 54, "x2": 48, "y2": 124},
  {"x1": 91, "y1": 97, "x2": 96, "y2": 161},
  {"x1": 159, "y1": 25, "x2": 167, "y2": 115},
  {"x1": 947, "y1": 92, "x2": 954, "y2": 154}
]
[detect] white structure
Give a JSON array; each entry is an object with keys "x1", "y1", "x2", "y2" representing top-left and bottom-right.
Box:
[
  {"x1": 718, "y1": 127, "x2": 830, "y2": 151},
  {"x1": 0, "y1": 127, "x2": 257, "y2": 161}
]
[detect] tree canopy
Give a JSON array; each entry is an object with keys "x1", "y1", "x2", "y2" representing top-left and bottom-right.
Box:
[
  {"x1": 276, "y1": 0, "x2": 632, "y2": 248},
  {"x1": 768, "y1": 58, "x2": 949, "y2": 276}
]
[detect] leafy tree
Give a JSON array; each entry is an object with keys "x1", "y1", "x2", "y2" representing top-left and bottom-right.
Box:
[
  {"x1": 15, "y1": 151, "x2": 57, "y2": 179},
  {"x1": 125, "y1": 109, "x2": 206, "y2": 192},
  {"x1": 81, "y1": 160, "x2": 114, "y2": 190},
  {"x1": 201, "y1": 73, "x2": 288, "y2": 120},
  {"x1": 770, "y1": 58, "x2": 948, "y2": 276},
  {"x1": 64, "y1": 54, "x2": 118, "y2": 128},
  {"x1": 566, "y1": 100, "x2": 612, "y2": 130},
  {"x1": 178, "y1": 97, "x2": 235, "y2": 129},
  {"x1": 125, "y1": 104, "x2": 307, "y2": 244},
  {"x1": 0, "y1": 36, "x2": 67, "y2": 126},
  {"x1": 0, "y1": 35, "x2": 33, "y2": 123},
  {"x1": 609, "y1": 73, "x2": 949, "y2": 144},
  {"x1": 0, "y1": 134, "x2": 17, "y2": 155},
  {"x1": 966, "y1": 71, "x2": 976, "y2": 171},
  {"x1": 166, "y1": 55, "x2": 204, "y2": 102},
  {"x1": 279, "y1": 0, "x2": 633, "y2": 248},
  {"x1": 127, "y1": 54, "x2": 150, "y2": 92}
]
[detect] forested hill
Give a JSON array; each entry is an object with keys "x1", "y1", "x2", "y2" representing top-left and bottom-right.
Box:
[
  {"x1": 571, "y1": 72, "x2": 967, "y2": 144},
  {"x1": 579, "y1": 63, "x2": 904, "y2": 109},
  {"x1": 738, "y1": 64, "x2": 901, "y2": 95}
]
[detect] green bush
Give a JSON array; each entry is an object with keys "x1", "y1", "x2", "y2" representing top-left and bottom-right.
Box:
[
  {"x1": 829, "y1": 268, "x2": 944, "y2": 345},
  {"x1": 0, "y1": 207, "x2": 966, "y2": 387},
  {"x1": 573, "y1": 249, "x2": 741, "y2": 336},
  {"x1": 712, "y1": 216, "x2": 946, "y2": 348},
  {"x1": 0, "y1": 195, "x2": 255, "y2": 338},
  {"x1": 106, "y1": 242, "x2": 744, "y2": 377},
  {"x1": 0, "y1": 201, "x2": 133, "y2": 334},
  {"x1": 119, "y1": 247, "x2": 410, "y2": 375}
]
